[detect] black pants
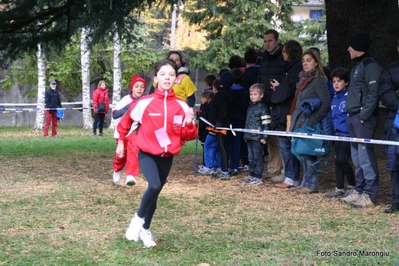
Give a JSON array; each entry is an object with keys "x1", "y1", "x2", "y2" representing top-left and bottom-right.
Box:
[
  {"x1": 334, "y1": 140, "x2": 355, "y2": 189},
  {"x1": 137, "y1": 150, "x2": 173, "y2": 229},
  {"x1": 93, "y1": 113, "x2": 105, "y2": 134},
  {"x1": 216, "y1": 132, "x2": 228, "y2": 173}
]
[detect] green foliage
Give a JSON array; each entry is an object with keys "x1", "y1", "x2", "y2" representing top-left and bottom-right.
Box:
[
  {"x1": 183, "y1": 0, "x2": 295, "y2": 71},
  {"x1": 183, "y1": 0, "x2": 329, "y2": 71},
  {"x1": 0, "y1": 0, "x2": 176, "y2": 67},
  {"x1": 0, "y1": 14, "x2": 165, "y2": 99}
]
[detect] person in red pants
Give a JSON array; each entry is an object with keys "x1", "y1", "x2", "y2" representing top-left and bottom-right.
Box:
[
  {"x1": 44, "y1": 80, "x2": 62, "y2": 137},
  {"x1": 112, "y1": 76, "x2": 146, "y2": 185}
]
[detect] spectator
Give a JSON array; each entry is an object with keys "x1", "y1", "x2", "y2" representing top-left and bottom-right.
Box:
[
  {"x1": 270, "y1": 40, "x2": 303, "y2": 189},
  {"x1": 226, "y1": 68, "x2": 250, "y2": 176},
  {"x1": 199, "y1": 81, "x2": 222, "y2": 175},
  {"x1": 197, "y1": 90, "x2": 214, "y2": 171},
  {"x1": 324, "y1": 68, "x2": 355, "y2": 198},
  {"x1": 228, "y1": 55, "x2": 245, "y2": 72},
  {"x1": 92, "y1": 80, "x2": 110, "y2": 137},
  {"x1": 204, "y1": 74, "x2": 216, "y2": 92},
  {"x1": 340, "y1": 33, "x2": 382, "y2": 208},
  {"x1": 240, "y1": 83, "x2": 271, "y2": 186},
  {"x1": 289, "y1": 49, "x2": 331, "y2": 194},
  {"x1": 309, "y1": 47, "x2": 334, "y2": 100},
  {"x1": 208, "y1": 71, "x2": 233, "y2": 180},
  {"x1": 257, "y1": 29, "x2": 285, "y2": 180},
  {"x1": 239, "y1": 48, "x2": 261, "y2": 172},
  {"x1": 242, "y1": 48, "x2": 261, "y2": 92},
  {"x1": 379, "y1": 37, "x2": 399, "y2": 213},
  {"x1": 44, "y1": 80, "x2": 62, "y2": 137}
]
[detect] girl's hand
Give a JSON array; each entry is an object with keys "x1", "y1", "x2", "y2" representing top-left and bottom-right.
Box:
[
  {"x1": 116, "y1": 140, "x2": 125, "y2": 158},
  {"x1": 185, "y1": 107, "x2": 195, "y2": 124},
  {"x1": 260, "y1": 139, "x2": 267, "y2": 144}
]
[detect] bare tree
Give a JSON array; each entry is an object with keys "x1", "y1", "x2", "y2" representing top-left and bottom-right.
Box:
[
  {"x1": 81, "y1": 27, "x2": 93, "y2": 130},
  {"x1": 109, "y1": 26, "x2": 122, "y2": 130},
  {"x1": 34, "y1": 43, "x2": 46, "y2": 131}
]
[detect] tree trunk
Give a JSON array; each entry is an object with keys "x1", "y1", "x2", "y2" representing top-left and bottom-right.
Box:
[
  {"x1": 34, "y1": 43, "x2": 46, "y2": 131},
  {"x1": 81, "y1": 27, "x2": 93, "y2": 130},
  {"x1": 326, "y1": 0, "x2": 399, "y2": 71},
  {"x1": 109, "y1": 28, "x2": 122, "y2": 130}
]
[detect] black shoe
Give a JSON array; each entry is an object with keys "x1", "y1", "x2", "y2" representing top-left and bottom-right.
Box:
[
  {"x1": 93, "y1": 133, "x2": 97, "y2": 137},
  {"x1": 99, "y1": 132, "x2": 103, "y2": 137},
  {"x1": 384, "y1": 202, "x2": 399, "y2": 213}
]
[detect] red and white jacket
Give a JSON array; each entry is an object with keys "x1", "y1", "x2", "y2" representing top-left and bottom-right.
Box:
[
  {"x1": 112, "y1": 94, "x2": 138, "y2": 139},
  {"x1": 117, "y1": 89, "x2": 197, "y2": 157}
]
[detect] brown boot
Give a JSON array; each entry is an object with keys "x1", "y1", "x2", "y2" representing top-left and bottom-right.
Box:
[{"x1": 295, "y1": 186, "x2": 318, "y2": 194}]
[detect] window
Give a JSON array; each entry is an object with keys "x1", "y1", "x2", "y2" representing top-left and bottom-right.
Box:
[{"x1": 309, "y1": 9, "x2": 323, "y2": 20}]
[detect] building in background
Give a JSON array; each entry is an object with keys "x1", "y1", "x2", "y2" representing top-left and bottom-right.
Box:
[{"x1": 291, "y1": 0, "x2": 324, "y2": 22}]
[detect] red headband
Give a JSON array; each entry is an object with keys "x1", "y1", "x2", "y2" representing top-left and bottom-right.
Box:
[{"x1": 130, "y1": 76, "x2": 146, "y2": 91}]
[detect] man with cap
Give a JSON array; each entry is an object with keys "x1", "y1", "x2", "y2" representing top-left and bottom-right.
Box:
[
  {"x1": 340, "y1": 33, "x2": 382, "y2": 208},
  {"x1": 44, "y1": 80, "x2": 62, "y2": 137}
]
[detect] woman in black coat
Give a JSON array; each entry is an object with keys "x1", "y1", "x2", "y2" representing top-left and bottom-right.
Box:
[{"x1": 270, "y1": 40, "x2": 303, "y2": 189}]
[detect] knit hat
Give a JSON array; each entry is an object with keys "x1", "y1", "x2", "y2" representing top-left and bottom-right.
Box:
[
  {"x1": 219, "y1": 71, "x2": 234, "y2": 88},
  {"x1": 129, "y1": 76, "x2": 146, "y2": 91},
  {"x1": 348, "y1": 33, "x2": 371, "y2": 52}
]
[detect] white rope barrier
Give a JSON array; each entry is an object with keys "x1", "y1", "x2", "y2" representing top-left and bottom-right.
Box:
[
  {"x1": 0, "y1": 101, "x2": 117, "y2": 113},
  {"x1": 199, "y1": 117, "x2": 399, "y2": 146},
  {"x1": 0, "y1": 107, "x2": 91, "y2": 114}
]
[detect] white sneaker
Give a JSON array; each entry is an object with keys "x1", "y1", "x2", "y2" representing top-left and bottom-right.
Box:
[
  {"x1": 113, "y1": 171, "x2": 122, "y2": 183},
  {"x1": 140, "y1": 228, "x2": 157, "y2": 248},
  {"x1": 339, "y1": 189, "x2": 360, "y2": 204},
  {"x1": 125, "y1": 213, "x2": 144, "y2": 241},
  {"x1": 350, "y1": 193, "x2": 374, "y2": 208},
  {"x1": 125, "y1": 175, "x2": 137, "y2": 186}
]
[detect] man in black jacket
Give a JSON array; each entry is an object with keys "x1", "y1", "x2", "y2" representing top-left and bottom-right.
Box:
[
  {"x1": 257, "y1": 29, "x2": 285, "y2": 181},
  {"x1": 44, "y1": 80, "x2": 62, "y2": 137},
  {"x1": 340, "y1": 33, "x2": 382, "y2": 208},
  {"x1": 378, "y1": 38, "x2": 399, "y2": 213}
]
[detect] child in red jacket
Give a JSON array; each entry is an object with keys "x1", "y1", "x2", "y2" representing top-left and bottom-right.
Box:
[
  {"x1": 116, "y1": 59, "x2": 197, "y2": 248},
  {"x1": 112, "y1": 75, "x2": 146, "y2": 185}
]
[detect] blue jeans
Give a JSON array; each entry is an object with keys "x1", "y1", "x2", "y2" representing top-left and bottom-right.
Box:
[
  {"x1": 247, "y1": 140, "x2": 265, "y2": 179},
  {"x1": 279, "y1": 137, "x2": 300, "y2": 183},
  {"x1": 204, "y1": 134, "x2": 221, "y2": 169},
  {"x1": 301, "y1": 155, "x2": 319, "y2": 190}
]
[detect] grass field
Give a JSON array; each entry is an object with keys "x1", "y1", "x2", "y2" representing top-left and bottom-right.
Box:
[{"x1": 0, "y1": 127, "x2": 398, "y2": 265}]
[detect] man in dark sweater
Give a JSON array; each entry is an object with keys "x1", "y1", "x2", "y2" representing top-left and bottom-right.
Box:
[
  {"x1": 257, "y1": 29, "x2": 285, "y2": 180},
  {"x1": 340, "y1": 33, "x2": 382, "y2": 208}
]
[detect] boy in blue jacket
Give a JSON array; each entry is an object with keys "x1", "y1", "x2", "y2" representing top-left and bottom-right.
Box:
[{"x1": 325, "y1": 67, "x2": 355, "y2": 198}]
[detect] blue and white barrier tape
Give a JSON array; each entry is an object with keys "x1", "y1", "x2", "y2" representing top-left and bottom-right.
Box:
[
  {"x1": 0, "y1": 107, "x2": 91, "y2": 114},
  {"x1": 199, "y1": 117, "x2": 399, "y2": 146}
]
